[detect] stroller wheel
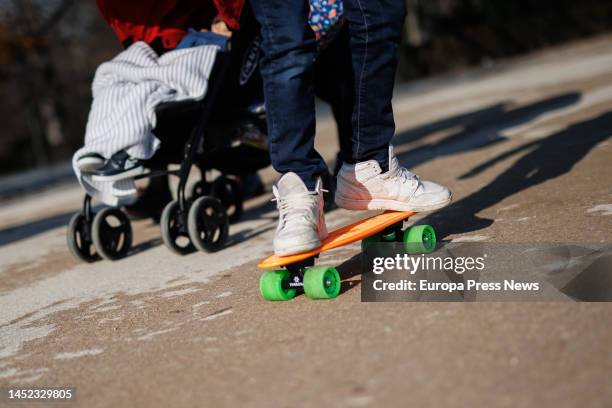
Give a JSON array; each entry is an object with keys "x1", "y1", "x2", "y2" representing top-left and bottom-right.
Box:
[
  {"x1": 161, "y1": 200, "x2": 195, "y2": 255},
  {"x1": 187, "y1": 196, "x2": 229, "y2": 252},
  {"x1": 211, "y1": 176, "x2": 244, "y2": 223},
  {"x1": 67, "y1": 212, "x2": 99, "y2": 263},
  {"x1": 92, "y1": 208, "x2": 132, "y2": 260}
]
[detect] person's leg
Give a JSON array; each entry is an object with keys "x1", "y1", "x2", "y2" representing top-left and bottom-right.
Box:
[
  {"x1": 249, "y1": 0, "x2": 327, "y2": 190},
  {"x1": 315, "y1": 26, "x2": 354, "y2": 176},
  {"x1": 343, "y1": 0, "x2": 405, "y2": 169},
  {"x1": 250, "y1": 0, "x2": 328, "y2": 256},
  {"x1": 335, "y1": 0, "x2": 452, "y2": 212},
  {"x1": 314, "y1": 26, "x2": 353, "y2": 211}
]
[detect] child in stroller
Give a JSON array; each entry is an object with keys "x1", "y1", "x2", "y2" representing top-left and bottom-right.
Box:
[
  {"x1": 68, "y1": 0, "x2": 270, "y2": 261},
  {"x1": 68, "y1": 0, "x2": 352, "y2": 262}
]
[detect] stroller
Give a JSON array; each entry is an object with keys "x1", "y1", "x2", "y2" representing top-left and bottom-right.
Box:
[{"x1": 67, "y1": 35, "x2": 270, "y2": 262}]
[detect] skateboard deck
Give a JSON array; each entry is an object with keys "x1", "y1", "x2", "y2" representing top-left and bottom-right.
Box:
[{"x1": 259, "y1": 210, "x2": 415, "y2": 269}]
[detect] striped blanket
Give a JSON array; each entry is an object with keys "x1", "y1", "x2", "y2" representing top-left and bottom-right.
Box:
[{"x1": 72, "y1": 41, "x2": 219, "y2": 206}]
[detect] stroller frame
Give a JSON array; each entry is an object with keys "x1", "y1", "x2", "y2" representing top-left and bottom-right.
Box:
[{"x1": 68, "y1": 49, "x2": 238, "y2": 262}]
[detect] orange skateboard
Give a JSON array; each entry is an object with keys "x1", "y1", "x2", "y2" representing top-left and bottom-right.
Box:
[{"x1": 258, "y1": 211, "x2": 437, "y2": 301}]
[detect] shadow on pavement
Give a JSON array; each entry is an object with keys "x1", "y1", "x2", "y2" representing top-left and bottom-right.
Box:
[
  {"x1": 395, "y1": 92, "x2": 581, "y2": 168},
  {"x1": 562, "y1": 253, "x2": 612, "y2": 301},
  {"x1": 336, "y1": 253, "x2": 363, "y2": 295},
  {"x1": 0, "y1": 211, "x2": 75, "y2": 247},
  {"x1": 416, "y1": 110, "x2": 612, "y2": 239},
  {"x1": 129, "y1": 238, "x2": 164, "y2": 256}
]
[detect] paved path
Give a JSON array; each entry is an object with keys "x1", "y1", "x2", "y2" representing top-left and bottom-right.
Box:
[{"x1": 1, "y1": 36, "x2": 611, "y2": 407}]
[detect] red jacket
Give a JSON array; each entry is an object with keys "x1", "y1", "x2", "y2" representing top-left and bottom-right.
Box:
[{"x1": 96, "y1": 0, "x2": 245, "y2": 50}]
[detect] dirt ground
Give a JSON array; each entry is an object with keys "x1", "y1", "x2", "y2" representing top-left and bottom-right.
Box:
[{"x1": 1, "y1": 35, "x2": 611, "y2": 408}]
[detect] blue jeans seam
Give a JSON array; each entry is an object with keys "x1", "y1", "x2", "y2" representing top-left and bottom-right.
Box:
[
  {"x1": 354, "y1": 0, "x2": 369, "y2": 161},
  {"x1": 257, "y1": 0, "x2": 279, "y2": 162}
]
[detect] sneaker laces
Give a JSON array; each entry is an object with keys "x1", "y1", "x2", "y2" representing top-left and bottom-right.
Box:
[
  {"x1": 272, "y1": 189, "x2": 327, "y2": 227},
  {"x1": 384, "y1": 159, "x2": 419, "y2": 185}
]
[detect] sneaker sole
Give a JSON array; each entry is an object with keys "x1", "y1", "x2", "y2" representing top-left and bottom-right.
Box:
[
  {"x1": 91, "y1": 167, "x2": 146, "y2": 182},
  {"x1": 334, "y1": 194, "x2": 452, "y2": 213},
  {"x1": 274, "y1": 238, "x2": 322, "y2": 257},
  {"x1": 77, "y1": 158, "x2": 105, "y2": 173}
]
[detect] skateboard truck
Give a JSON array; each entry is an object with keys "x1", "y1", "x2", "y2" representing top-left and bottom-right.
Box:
[{"x1": 285, "y1": 257, "x2": 317, "y2": 290}]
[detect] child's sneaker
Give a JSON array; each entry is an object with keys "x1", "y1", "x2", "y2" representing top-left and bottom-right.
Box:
[
  {"x1": 91, "y1": 151, "x2": 145, "y2": 182},
  {"x1": 335, "y1": 146, "x2": 451, "y2": 212},
  {"x1": 76, "y1": 153, "x2": 105, "y2": 173},
  {"x1": 273, "y1": 173, "x2": 328, "y2": 256}
]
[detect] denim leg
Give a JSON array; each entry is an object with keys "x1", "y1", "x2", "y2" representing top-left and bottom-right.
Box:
[
  {"x1": 343, "y1": 0, "x2": 406, "y2": 171},
  {"x1": 249, "y1": 0, "x2": 327, "y2": 190},
  {"x1": 315, "y1": 27, "x2": 354, "y2": 175}
]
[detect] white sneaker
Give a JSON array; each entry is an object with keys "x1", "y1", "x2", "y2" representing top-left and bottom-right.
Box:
[
  {"x1": 273, "y1": 173, "x2": 328, "y2": 256},
  {"x1": 76, "y1": 153, "x2": 105, "y2": 173},
  {"x1": 335, "y1": 146, "x2": 451, "y2": 212}
]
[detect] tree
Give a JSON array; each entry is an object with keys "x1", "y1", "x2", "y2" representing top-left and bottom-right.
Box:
[{"x1": 0, "y1": 0, "x2": 74, "y2": 167}]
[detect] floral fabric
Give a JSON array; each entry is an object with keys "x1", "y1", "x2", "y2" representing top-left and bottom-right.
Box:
[{"x1": 309, "y1": 0, "x2": 344, "y2": 45}]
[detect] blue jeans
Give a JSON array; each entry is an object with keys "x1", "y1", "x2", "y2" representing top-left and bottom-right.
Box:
[{"x1": 250, "y1": 0, "x2": 406, "y2": 189}]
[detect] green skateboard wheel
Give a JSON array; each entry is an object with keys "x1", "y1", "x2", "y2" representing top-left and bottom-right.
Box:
[
  {"x1": 303, "y1": 266, "x2": 341, "y2": 299},
  {"x1": 404, "y1": 225, "x2": 436, "y2": 254},
  {"x1": 259, "y1": 270, "x2": 296, "y2": 301}
]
